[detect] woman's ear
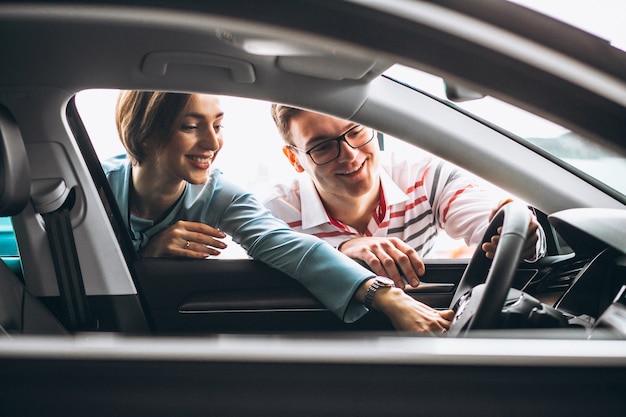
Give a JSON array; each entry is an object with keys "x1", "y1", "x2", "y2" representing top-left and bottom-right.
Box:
[{"x1": 282, "y1": 146, "x2": 305, "y2": 173}]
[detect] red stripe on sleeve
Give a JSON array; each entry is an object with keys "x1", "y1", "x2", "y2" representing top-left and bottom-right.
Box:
[{"x1": 442, "y1": 185, "x2": 474, "y2": 223}]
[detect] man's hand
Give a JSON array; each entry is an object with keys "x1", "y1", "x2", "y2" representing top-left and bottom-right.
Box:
[
  {"x1": 138, "y1": 220, "x2": 228, "y2": 258},
  {"x1": 339, "y1": 237, "x2": 425, "y2": 288},
  {"x1": 357, "y1": 280, "x2": 453, "y2": 334},
  {"x1": 481, "y1": 199, "x2": 541, "y2": 260}
]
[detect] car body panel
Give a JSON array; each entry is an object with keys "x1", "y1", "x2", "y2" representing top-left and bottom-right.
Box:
[{"x1": 1, "y1": 334, "x2": 625, "y2": 416}]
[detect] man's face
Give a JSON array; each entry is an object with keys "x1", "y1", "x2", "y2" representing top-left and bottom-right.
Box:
[{"x1": 284, "y1": 111, "x2": 380, "y2": 202}]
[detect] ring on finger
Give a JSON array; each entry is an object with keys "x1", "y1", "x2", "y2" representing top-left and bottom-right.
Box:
[{"x1": 185, "y1": 240, "x2": 190, "y2": 249}]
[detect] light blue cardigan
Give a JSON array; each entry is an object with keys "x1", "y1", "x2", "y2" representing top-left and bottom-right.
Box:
[{"x1": 102, "y1": 155, "x2": 373, "y2": 322}]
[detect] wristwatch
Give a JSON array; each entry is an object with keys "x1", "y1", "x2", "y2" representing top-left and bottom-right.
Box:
[{"x1": 363, "y1": 276, "x2": 395, "y2": 309}]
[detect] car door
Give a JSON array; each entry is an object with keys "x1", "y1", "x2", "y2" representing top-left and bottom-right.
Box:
[
  {"x1": 102, "y1": 226, "x2": 569, "y2": 335},
  {"x1": 69, "y1": 92, "x2": 578, "y2": 336}
]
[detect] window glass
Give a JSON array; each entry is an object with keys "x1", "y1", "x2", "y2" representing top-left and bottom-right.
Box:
[
  {"x1": 0, "y1": 217, "x2": 18, "y2": 257},
  {"x1": 383, "y1": 64, "x2": 626, "y2": 201},
  {"x1": 509, "y1": 0, "x2": 626, "y2": 52},
  {"x1": 0, "y1": 216, "x2": 22, "y2": 279}
]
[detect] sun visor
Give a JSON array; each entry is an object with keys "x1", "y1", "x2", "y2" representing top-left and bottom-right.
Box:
[
  {"x1": 277, "y1": 54, "x2": 386, "y2": 81},
  {"x1": 216, "y1": 29, "x2": 391, "y2": 81}
]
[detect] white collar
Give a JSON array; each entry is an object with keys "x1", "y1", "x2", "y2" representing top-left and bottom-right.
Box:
[{"x1": 298, "y1": 167, "x2": 408, "y2": 230}]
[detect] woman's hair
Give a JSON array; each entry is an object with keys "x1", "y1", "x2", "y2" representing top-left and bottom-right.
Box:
[
  {"x1": 116, "y1": 91, "x2": 192, "y2": 165},
  {"x1": 270, "y1": 103, "x2": 304, "y2": 146}
]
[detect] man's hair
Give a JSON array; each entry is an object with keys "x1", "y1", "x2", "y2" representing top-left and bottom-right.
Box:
[
  {"x1": 270, "y1": 103, "x2": 304, "y2": 146},
  {"x1": 116, "y1": 91, "x2": 192, "y2": 165}
]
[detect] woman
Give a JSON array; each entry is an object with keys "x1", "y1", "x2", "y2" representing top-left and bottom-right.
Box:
[{"x1": 102, "y1": 91, "x2": 454, "y2": 333}]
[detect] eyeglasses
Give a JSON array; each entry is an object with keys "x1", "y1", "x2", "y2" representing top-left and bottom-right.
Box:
[{"x1": 291, "y1": 125, "x2": 375, "y2": 165}]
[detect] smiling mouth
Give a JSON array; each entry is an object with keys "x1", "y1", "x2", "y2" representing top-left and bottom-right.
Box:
[
  {"x1": 187, "y1": 155, "x2": 212, "y2": 163},
  {"x1": 339, "y1": 161, "x2": 365, "y2": 176}
]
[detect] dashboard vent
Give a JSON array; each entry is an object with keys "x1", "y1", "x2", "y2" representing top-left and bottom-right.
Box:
[{"x1": 544, "y1": 260, "x2": 588, "y2": 291}]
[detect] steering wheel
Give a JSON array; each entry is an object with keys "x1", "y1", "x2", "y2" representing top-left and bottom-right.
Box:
[{"x1": 447, "y1": 202, "x2": 531, "y2": 337}]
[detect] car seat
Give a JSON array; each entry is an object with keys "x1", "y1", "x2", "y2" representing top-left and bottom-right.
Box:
[{"x1": 0, "y1": 103, "x2": 67, "y2": 335}]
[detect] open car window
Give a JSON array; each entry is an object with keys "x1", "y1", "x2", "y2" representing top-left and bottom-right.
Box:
[{"x1": 75, "y1": 88, "x2": 525, "y2": 259}]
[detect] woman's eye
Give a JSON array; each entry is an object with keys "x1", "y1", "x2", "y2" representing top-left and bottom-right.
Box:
[
  {"x1": 181, "y1": 124, "x2": 197, "y2": 132},
  {"x1": 214, "y1": 124, "x2": 224, "y2": 134}
]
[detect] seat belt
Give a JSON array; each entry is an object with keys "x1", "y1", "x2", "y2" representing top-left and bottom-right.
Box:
[{"x1": 31, "y1": 179, "x2": 95, "y2": 332}]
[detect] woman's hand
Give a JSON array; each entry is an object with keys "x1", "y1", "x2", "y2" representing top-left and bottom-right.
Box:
[
  {"x1": 339, "y1": 237, "x2": 425, "y2": 288},
  {"x1": 358, "y1": 281, "x2": 453, "y2": 334},
  {"x1": 138, "y1": 220, "x2": 228, "y2": 258}
]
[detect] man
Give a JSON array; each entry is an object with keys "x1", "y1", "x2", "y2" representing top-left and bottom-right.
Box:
[{"x1": 265, "y1": 105, "x2": 545, "y2": 289}]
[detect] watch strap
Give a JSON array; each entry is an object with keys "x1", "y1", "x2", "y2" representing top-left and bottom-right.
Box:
[{"x1": 364, "y1": 277, "x2": 395, "y2": 309}]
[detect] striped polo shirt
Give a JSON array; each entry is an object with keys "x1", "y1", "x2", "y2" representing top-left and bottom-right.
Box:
[{"x1": 263, "y1": 152, "x2": 504, "y2": 258}]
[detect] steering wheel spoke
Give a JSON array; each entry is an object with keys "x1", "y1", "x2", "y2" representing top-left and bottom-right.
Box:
[{"x1": 447, "y1": 202, "x2": 531, "y2": 337}]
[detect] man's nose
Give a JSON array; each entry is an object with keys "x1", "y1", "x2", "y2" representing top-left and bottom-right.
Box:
[{"x1": 336, "y1": 138, "x2": 358, "y2": 161}]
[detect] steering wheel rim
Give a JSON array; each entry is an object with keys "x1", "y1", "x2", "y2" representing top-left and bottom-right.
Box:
[{"x1": 447, "y1": 202, "x2": 531, "y2": 337}]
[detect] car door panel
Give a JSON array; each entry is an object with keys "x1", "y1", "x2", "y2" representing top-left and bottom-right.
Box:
[
  {"x1": 131, "y1": 257, "x2": 551, "y2": 334},
  {"x1": 134, "y1": 258, "x2": 393, "y2": 333}
]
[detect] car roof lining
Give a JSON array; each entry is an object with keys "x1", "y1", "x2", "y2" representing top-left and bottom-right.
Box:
[
  {"x1": 0, "y1": 1, "x2": 624, "y2": 213},
  {"x1": 0, "y1": 4, "x2": 391, "y2": 118},
  {"x1": 2, "y1": 1, "x2": 624, "y2": 149}
]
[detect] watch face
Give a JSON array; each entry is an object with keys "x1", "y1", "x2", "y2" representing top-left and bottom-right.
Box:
[{"x1": 378, "y1": 277, "x2": 395, "y2": 287}]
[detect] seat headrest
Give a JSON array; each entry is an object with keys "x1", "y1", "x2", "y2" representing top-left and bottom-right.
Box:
[{"x1": 0, "y1": 104, "x2": 30, "y2": 216}]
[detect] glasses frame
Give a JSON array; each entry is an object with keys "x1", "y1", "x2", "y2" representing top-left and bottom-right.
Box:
[{"x1": 291, "y1": 125, "x2": 375, "y2": 165}]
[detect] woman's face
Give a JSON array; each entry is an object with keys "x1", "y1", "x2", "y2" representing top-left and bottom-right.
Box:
[{"x1": 152, "y1": 94, "x2": 225, "y2": 185}]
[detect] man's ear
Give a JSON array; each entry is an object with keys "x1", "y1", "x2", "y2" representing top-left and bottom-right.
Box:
[{"x1": 282, "y1": 146, "x2": 305, "y2": 173}]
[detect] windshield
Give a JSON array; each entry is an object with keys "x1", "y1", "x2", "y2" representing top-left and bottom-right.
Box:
[
  {"x1": 382, "y1": 63, "x2": 626, "y2": 200},
  {"x1": 509, "y1": 0, "x2": 626, "y2": 52},
  {"x1": 383, "y1": 0, "x2": 626, "y2": 199}
]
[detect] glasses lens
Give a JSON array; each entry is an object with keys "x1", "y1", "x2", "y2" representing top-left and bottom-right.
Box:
[
  {"x1": 307, "y1": 127, "x2": 375, "y2": 165},
  {"x1": 345, "y1": 127, "x2": 374, "y2": 147},
  {"x1": 309, "y1": 140, "x2": 340, "y2": 165}
]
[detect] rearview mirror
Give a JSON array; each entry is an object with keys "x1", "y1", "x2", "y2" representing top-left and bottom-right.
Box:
[{"x1": 444, "y1": 81, "x2": 485, "y2": 102}]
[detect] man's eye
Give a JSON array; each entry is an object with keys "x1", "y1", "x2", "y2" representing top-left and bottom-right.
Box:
[
  {"x1": 312, "y1": 141, "x2": 335, "y2": 154},
  {"x1": 347, "y1": 126, "x2": 364, "y2": 139}
]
